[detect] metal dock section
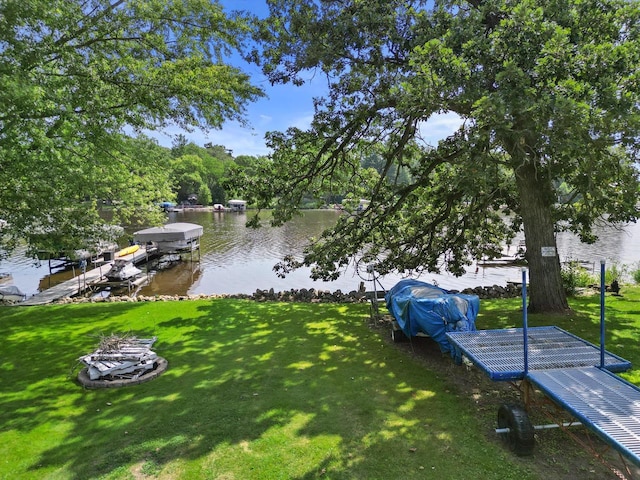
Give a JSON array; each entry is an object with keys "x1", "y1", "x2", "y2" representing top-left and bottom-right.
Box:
[
  {"x1": 446, "y1": 326, "x2": 631, "y2": 381},
  {"x1": 20, "y1": 265, "x2": 108, "y2": 305},
  {"x1": 19, "y1": 247, "x2": 153, "y2": 306},
  {"x1": 445, "y1": 265, "x2": 640, "y2": 469},
  {"x1": 528, "y1": 367, "x2": 640, "y2": 466}
]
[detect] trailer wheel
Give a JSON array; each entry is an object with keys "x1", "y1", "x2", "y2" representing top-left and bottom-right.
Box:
[
  {"x1": 391, "y1": 328, "x2": 407, "y2": 343},
  {"x1": 497, "y1": 403, "x2": 535, "y2": 456}
]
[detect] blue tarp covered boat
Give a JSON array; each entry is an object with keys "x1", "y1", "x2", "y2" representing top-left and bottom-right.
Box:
[{"x1": 385, "y1": 279, "x2": 480, "y2": 354}]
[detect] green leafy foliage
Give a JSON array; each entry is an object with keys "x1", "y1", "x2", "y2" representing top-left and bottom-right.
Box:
[
  {"x1": 632, "y1": 263, "x2": 640, "y2": 285},
  {"x1": 170, "y1": 154, "x2": 214, "y2": 206},
  {"x1": 168, "y1": 139, "x2": 265, "y2": 205},
  {"x1": 0, "y1": 0, "x2": 263, "y2": 257},
  {"x1": 605, "y1": 262, "x2": 629, "y2": 285},
  {"x1": 561, "y1": 261, "x2": 598, "y2": 296},
  {"x1": 250, "y1": 0, "x2": 640, "y2": 313}
]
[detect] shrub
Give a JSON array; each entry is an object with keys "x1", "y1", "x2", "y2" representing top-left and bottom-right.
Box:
[
  {"x1": 605, "y1": 262, "x2": 629, "y2": 285},
  {"x1": 561, "y1": 261, "x2": 598, "y2": 296},
  {"x1": 632, "y1": 262, "x2": 640, "y2": 285}
]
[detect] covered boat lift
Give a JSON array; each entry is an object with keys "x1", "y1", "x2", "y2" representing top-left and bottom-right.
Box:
[
  {"x1": 227, "y1": 199, "x2": 247, "y2": 212},
  {"x1": 133, "y1": 222, "x2": 203, "y2": 255}
]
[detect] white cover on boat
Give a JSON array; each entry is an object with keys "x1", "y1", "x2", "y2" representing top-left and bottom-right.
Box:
[
  {"x1": 133, "y1": 223, "x2": 203, "y2": 243},
  {"x1": 0, "y1": 285, "x2": 25, "y2": 296}
]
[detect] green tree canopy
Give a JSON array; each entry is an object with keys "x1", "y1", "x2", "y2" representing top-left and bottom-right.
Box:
[
  {"x1": 250, "y1": 0, "x2": 640, "y2": 313},
  {"x1": 170, "y1": 153, "x2": 213, "y2": 206},
  {"x1": 171, "y1": 141, "x2": 238, "y2": 205},
  {"x1": 0, "y1": 0, "x2": 262, "y2": 257}
]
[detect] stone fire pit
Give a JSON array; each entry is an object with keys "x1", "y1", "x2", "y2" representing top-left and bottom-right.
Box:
[{"x1": 77, "y1": 334, "x2": 167, "y2": 388}]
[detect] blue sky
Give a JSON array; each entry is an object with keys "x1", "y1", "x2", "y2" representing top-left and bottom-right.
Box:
[{"x1": 148, "y1": 0, "x2": 463, "y2": 157}]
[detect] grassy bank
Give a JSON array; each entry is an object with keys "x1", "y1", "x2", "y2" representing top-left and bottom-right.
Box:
[{"x1": 1, "y1": 287, "x2": 639, "y2": 479}]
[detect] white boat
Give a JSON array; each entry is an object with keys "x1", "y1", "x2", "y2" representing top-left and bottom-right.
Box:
[
  {"x1": 227, "y1": 199, "x2": 247, "y2": 212},
  {"x1": 0, "y1": 285, "x2": 26, "y2": 303},
  {"x1": 34, "y1": 223, "x2": 123, "y2": 263},
  {"x1": 133, "y1": 222, "x2": 203, "y2": 254},
  {"x1": 105, "y1": 259, "x2": 142, "y2": 281},
  {"x1": 155, "y1": 254, "x2": 181, "y2": 270},
  {"x1": 68, "y1": 241, "x2": 120, "y2": 262}
]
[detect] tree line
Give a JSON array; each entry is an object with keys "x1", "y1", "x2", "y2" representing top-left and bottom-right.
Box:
[
  {"x1": 108, "y1": 134, "x2": 392, "y2": 210},
  {"x1": 1, "y1": 0, "x2": 638, "y2": 313}
]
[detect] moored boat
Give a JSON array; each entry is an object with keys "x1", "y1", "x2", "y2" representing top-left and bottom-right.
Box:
[
  {"x1": 0, "y1": 285, "x2": 26, "y2": 303},
  {"x1": 133, "y1": 223, "x2": 203, "y2": 254},
  {"x1": 105, "y1": 259, "x2": 142, "y2": 281},
  {"x1": 227, "y1": 199, "x2": 247, "y2": 212}
]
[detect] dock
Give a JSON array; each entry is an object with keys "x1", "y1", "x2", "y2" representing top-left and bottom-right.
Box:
[
  {"x1": 20, "y1": 247, "x2": 154, "y2": 306},
  {"x1": 446, "y1": 265, "x2": 640, "y2": 470}
]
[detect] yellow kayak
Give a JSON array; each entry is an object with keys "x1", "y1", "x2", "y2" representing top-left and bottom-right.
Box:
[{"x1": 116, "y1": 244, "x2": 140, "y2": 257}]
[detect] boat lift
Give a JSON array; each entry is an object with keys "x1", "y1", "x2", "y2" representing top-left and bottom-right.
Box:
[{"x1": 447, "y1": 261, "x2": 640, "y2": 476}]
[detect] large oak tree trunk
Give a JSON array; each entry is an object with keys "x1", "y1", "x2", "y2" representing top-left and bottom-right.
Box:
[{"x1": 514, "y1": 161, "x2": 570, "y2": 313}]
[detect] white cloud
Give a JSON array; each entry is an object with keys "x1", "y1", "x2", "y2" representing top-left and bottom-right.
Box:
[
  {"x1": 289, "y1": 113, "x2": 315, "y2": 130},
  {"x1": 137, "y1": 109, "x2": 464, "y2": 159},
  {"x1": 205, "y1": 128, "x2": 268, "y2": 157},
  {"x1": 135, "y1": 124, "x2": 264, "y2": 157},
  {"x1": 417, "y1": 112, "x2": 465, "y2": 147}
]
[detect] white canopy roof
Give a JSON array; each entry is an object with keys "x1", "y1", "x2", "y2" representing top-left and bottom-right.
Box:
[{"x1": 133, "y1": 223, "x2": 203, "y2": 243}]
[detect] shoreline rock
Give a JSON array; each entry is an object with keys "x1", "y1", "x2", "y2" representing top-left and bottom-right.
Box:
[{"x1": 52, "y1": 283, "x2": 523, "y2": 305}]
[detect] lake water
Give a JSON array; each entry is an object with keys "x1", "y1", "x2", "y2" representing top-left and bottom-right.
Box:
[{"x1": 2, "y1": 209, "x2": 639, "y2": 298}]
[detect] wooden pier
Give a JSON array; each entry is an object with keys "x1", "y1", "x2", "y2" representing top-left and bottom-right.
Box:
[{"x1": 19, "y1": 247, "x2": 154, "y2": 306}]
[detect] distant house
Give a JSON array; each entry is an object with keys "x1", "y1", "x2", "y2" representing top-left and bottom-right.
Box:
[{"x1": 227, "y1": 199, "x2": 247, "y2": 212}]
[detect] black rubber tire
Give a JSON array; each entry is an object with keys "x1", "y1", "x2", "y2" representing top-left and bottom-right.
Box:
[
  {"x1": 391, "y1": 328, "x2": 407, "y2": 343},
  {"x1": 497, "y1": 403, "x2": 535, "y2": 456}
]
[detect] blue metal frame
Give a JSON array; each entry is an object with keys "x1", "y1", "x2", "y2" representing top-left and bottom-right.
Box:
[
  {"x1": 600, "y1": 260, "x2": 606, "y2": 368},
  {"x1": 522, "y1": 268, "x2": 529, "y2": 377},
  {"x1": 446, "y1": 261, "x2": 640, "y2": 467},
  {"x1": 528, "y1": 366, "x2": 640, "y2": 466},
  {"x1": 447, "y1": 325, "x2": 630, "y2": 381}
]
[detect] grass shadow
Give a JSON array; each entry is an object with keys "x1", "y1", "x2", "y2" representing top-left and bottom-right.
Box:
[{"x1": 1, "y1": 299, "x2": 533, "y2": 479}]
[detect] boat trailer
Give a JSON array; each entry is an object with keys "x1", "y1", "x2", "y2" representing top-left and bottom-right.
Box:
[{"x1": 447, "y1": 262, "x2": 640, "y2": 478}]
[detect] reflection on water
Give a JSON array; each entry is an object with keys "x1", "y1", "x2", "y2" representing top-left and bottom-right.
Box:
[
  {"x1": 150, "y1": 210, "x2": 347, "y2": 296},
  {"x1": 556, "y1": 221, "x2": 640, "y2": 267},
  {"x1": 2, "y1": 210, "x2": 639, "y2": 298}
]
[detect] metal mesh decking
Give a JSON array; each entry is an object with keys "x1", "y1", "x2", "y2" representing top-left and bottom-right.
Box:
[
  {"x1": 528, "y1": 367, "x2": 640, "y2": 465},
  {"x1": 446, "y1": 326, "x2": 631, "y2": 381}
]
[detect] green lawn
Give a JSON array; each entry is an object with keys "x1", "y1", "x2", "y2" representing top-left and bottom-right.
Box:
[{"x1": 1, "y1": 288, "x2": 639, "y2": 479}]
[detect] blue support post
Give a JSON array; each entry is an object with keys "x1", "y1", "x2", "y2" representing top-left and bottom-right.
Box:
[
  {"x1": 600, "y1": 260, "x2": 606, "y2": 369},
  {"x1": 522, "y1": 268, "x2": 529, "y2": 376}
]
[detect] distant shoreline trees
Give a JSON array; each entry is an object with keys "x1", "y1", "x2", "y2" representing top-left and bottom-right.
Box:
[
  {"x1": 0, "y1": 0, "x2": 262, "y2": 258},
  {"x1": 247, "y1": 0, "x2": 640, "y2": 314}
]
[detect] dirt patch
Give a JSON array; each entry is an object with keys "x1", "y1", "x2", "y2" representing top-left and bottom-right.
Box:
[{"x1": 373, "y1": 318, "x2": 639, "y2": 480}]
